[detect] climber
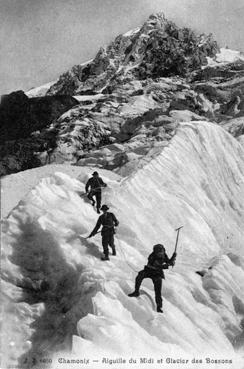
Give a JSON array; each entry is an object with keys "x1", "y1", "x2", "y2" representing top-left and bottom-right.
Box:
[
  {"x1": 88, "y1": 204, "x2": 119, "y2": 261},
  {"x1": 85, "y1": 171, "x2": 107, "y2": 213},
  {"x1": 128, "y1": 244, "x2": 176, "y2": 313}
]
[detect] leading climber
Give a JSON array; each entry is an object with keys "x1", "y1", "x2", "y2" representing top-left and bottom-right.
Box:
[
  {"x1": 128, "y1": 244, "x2": 176, "y2": 313},
  {"x1": 88, "y1": 204, "x2": 119, "y2": 261},
  {"x1": 85, "y1": 171, "x2": 107, "y2": 213}
]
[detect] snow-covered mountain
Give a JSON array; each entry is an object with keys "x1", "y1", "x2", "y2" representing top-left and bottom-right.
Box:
[
  {"x1": 46, "y1": 13, "x2": 218, "y2": 96},
  {"x1": 1, "y1": 13, "x2": 244, "y2": 177},
  {"x1": 2, "y1": 121, "x2": 244, "y2": 368}
]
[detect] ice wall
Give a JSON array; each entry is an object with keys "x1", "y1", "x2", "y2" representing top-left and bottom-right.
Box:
[{"x1": 1, "y1": 122, "x2": 244, "y2": 369}]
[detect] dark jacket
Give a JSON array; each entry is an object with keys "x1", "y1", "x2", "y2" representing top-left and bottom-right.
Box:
[
  {"x1": 90, "y1": 212, "x2": 119, "y2": 236},
  {"x1": 85, "y1": 176, "x2": 107, "y2": 193},
  {"x1": 145, "y1": 251, "x2": 176, "y2": 278}
]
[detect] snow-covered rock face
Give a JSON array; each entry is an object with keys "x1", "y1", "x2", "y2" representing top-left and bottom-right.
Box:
[
  {"x1": 2, "y1": 122, "x2": 244, "y2": 368},
  {"x1": 26, "y1": 81, "x2": 57, "y2": 98},
  {"x1": 47, "y1": 13, "x2": 218, "y2": 97}
]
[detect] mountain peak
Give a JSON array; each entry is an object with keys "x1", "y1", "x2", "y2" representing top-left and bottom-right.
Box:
[
  {"x1": 47, "y1": 14, "x2": 219, "y2": 96},
  {"x1": 147, "y1": 12, "x2": 166, "y2": 22}
]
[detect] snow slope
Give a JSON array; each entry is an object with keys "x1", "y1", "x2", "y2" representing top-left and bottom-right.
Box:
[
  {"x1": 1, "y1": 165, "x2": 120, "y2": 219},
  {"x1": 2, "y1": 122, "x2": 244, "y2": 369},
  {"x1": 207, "y1": 47, "x2": 244, "y2": 67}
]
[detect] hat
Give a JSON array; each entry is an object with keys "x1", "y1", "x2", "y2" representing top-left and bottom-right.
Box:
[
  {"x1": 101, "y1": 204, "x2": 109, "y2": 211},
  {"x1": 153, "y1": 244, "x2": 165, "y2": 253},
  {"x1": 92, "y1": 171, "x2": 98, "y2": 176}
]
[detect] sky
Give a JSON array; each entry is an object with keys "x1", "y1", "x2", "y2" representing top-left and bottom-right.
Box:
[{"x1": 1, "y1": 0, "x2": 244, "y2": 95}]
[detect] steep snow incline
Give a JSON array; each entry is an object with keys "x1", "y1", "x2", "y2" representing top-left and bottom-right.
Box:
[
  {"x1": 112, "y1": 121, "x2": 244, "y2": 267},
  {"x1": 2, "y1": 122, "x2": 244, "y2": 369}
]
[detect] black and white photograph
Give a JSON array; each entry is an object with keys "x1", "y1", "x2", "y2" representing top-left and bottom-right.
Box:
[{"x1": 1, "y1": 1, "x2": 244, "y2": 368}]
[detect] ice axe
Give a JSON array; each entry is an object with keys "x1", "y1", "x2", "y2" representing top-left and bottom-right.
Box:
[
  {"x1": 174, "y1": 226, "x2": 183, "y2": 253},
  {"x1": 79, "y1": 192, "x2": 88, "y2": 198},
  {"x1": 84, "y1": 231, "x2": 101, "y2": 239},
  {"x1": 171, "y1": 226, "x2": 183, "y2": 268}
]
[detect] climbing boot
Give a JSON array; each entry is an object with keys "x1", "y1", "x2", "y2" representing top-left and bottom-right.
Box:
[
  {"x1": 101, "y1": 255, "x2": 109, "y2": 261},
  {"x1": 112, "y1": 248, "x2": 116, "y2": 256},
  {"x1": 128, "y1": 291, "x2": 140, "y2": 297},
  {"x1": 157, "y1": 307, "x2": 163, "y2": 313},
  {"x1": 91, "y1": 200, "x2": 95, "y2": 206},
  {"x1": 97, "y1": 208, "x2": 101, "y2": 214}
]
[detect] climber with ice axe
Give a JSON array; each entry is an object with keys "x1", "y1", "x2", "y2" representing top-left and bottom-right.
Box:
[{"x1": 128, "y1": 226, "x2": 183, "y2": 313}]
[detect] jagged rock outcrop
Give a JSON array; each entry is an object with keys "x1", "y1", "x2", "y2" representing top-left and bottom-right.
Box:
[
  {"x1": 0, "y1": 91, "x2": 77, "y2": 143},
  {"x1": 0, "y1": 91, "x2": 77, "y2": 175}
]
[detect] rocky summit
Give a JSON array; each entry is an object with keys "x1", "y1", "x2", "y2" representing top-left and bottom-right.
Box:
[{"x1": 1, "y1": 13, "x2": 244, "y2": 176}]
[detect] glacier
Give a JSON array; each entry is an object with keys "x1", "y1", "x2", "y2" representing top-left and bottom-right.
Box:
[{"x1": 1, "y1": 121, "x2": 244, "y2": 369}]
